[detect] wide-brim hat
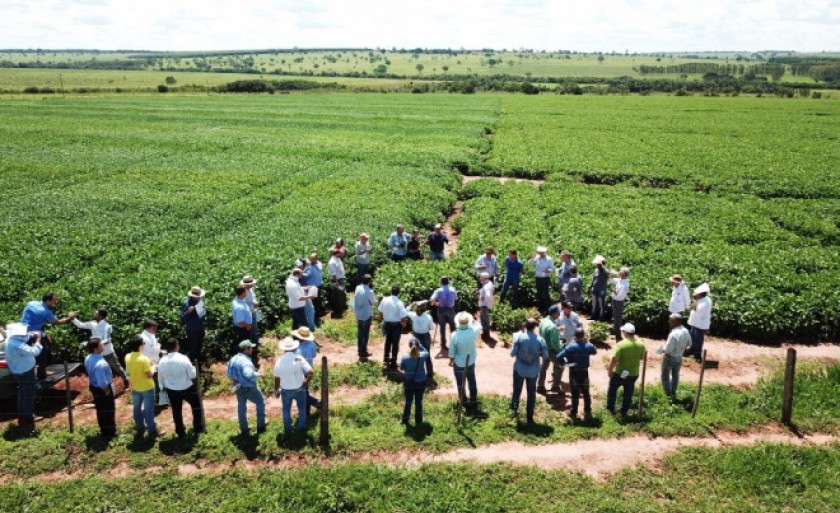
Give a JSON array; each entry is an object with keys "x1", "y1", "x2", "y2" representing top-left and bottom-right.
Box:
[
  {"x1": 456, "y1": 312, "x2": 473, "y2": 325},
  {"x1": 188, "y1": 286, "x2": 205, "y2": 299},
  {"x1": 6, "y1": 323, "x2": 28, "y2": 338},
  {"x1": 592, "y1": 255, "x2": 606, "y2": 265},
  {"x1": 620, "y1": 323, "x2": 636, "y2": 334},
  {"x1": 280, "y1": 337, "x2": 300, "y2": 352},
  {"x1": 670, "y1": 274, "x2": 683, "y2": 282},
  {"x1": 292, "y1": 327, "x2": 315, "y2": 341},
  {"x1": 536, "y1": 246, "x2": 548, "y2": 253},
  {"x1": 694, "y1": 283, "x2": 710, "y2": 295},
  {"x1": 240, "y1": 275, "x2": 257, "y2": 286}
]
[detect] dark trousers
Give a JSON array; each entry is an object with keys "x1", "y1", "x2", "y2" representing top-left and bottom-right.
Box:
[
  {"x1": 437, "y1": 307, "x2": 456, "y2": 347},
  {"x1": 402, "y1": 380, "x2": 427, "y2": 424},
  {"x1": 612, "y1": 300, "x2": 625, "y2": 340},
  {"x1": 390, "y1": 254, "x2": 406, "y2": 262},
  {"x1": 511, "y1": 369, "x2": 537, "y2": 420},
  {"x1": 383, "y1": 321, "x2": 402, "y2": 363},
  {"x1": 535, "y1": 277, "x2": 551, "y2": 313},
  {"x1": 166, "y1": 385, "x2": 204, "y2": 436},
  {"x1": 414, "y1": 332, "x2": 434, "y2": 375},
  {"x1": 357, "y1": 317, "x2": 372, "y2": 356},
  {"x1": 499, "y1": 279, "x2": 520, "y2": 305},
  {"x1": 14, "y1": 368, "x2": 37, "y2": 425},
  {"x1": 34, "y1": 336, "x2": 52, "y2": 379},
  {"x1": 185, "y1": 329, "x2": 205, "y2": 363},
  {"x1": 329, "y1": 282, "x2": 346, "y2": 318},
  {"x1": 454, "y1": 364, "x2": 477, "y2": 403},
  {"x1": 538, "y1": 349, "x2": 561, "y2": 390},
  {"x1": 606, "y1": 372, "x2": 638, "y2": 415},
  {"x1": 89, "y1": 385, "x2": 117, "y2": 436},
  {"x1": 569, "y1": 368, "x2": 592, "y2": 417},
  {"x1": 591, "y1": 290, "x2": 607, "y2": 321},
  {"x1": 103, "y1": 353, "x2": 127, "y2": 380},
  {"x1": 291, "y1": 307, "x2": 308, "y2": 330}
]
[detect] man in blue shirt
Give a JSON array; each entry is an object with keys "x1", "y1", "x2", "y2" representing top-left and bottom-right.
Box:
[
  {"x1": 85, "y1": 338, "x2": 117, "y2": 437},
  {"x1": 231, "y1": 285, "x2": 255, "y2": 363},
  {"x1": 5, "y1": 324, "x2": 42, "y2": 428},
  {"x1": 353, "y1": 274, "x2": 376, "y2": 359},
  {"x1": 303, "y1": 252, "x2": 325, "y2": 318},
  {"x1": 556, "y1": 251, "x2": 576, "y2": 302},
  {"x1": 21, "y1": 293, "x2": 77, "y2": 379},
  {"x1": 430, "y1": 276, "x2": 458, "y2": 349},
  {"x1": 426, "y1": 224, "x2": 449, "y2": 260},
  {"x1": 500, "y1": 250, "x2": 524, "y2": 305},
  {"x1": 510, "y1": 319, "x2": 548, "y2": 424},
  {"x1": 387, "y1": 225, "x2": 411, "y2": 262},
  {"x1": 180, "y1": 286, "x2": 206, "y2": 363},
  {"x1": 450, "y1": 312, "x2": 482, "y2": 408},
  {"x1": 226, "y1": 340, "x2": 266, "y2": 435},
  {"x1": 557, "y1": 327, "x2": 597, "y2": 421}
]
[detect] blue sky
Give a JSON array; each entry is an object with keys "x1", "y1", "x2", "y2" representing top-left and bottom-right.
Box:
[{"x1": 1, "y1": 0, "x2": 838, "y2": 52}]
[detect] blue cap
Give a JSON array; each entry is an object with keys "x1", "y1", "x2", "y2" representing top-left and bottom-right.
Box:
[{"x1": 548, "y1": 305, "x2": 561, "y2": 315}]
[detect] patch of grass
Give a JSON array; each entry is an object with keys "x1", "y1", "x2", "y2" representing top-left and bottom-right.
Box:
[
  {"x1": 311, "y1": 360, "x2": 383, "y2": 392},
  {"x1": 319, "y1": 308, "x2": 368, "y2": 347}
]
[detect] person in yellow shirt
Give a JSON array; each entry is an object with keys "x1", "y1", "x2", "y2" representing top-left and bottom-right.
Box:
[{"x1": 125, "y1": 335, "x2": 157, "y2": 437}]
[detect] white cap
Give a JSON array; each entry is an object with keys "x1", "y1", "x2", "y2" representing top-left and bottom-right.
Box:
[
  {"x1": 6, "y1": 323, "x2": 28, "y2": 338},
  {"x1": 536, "y1": 246, "x2": 547, "y2": 253},
  {"x1": 280, "y1": 337, "x2": 300, "y2": 352},
  {"x1": 592, "y1": 255, "x2": 606, "y2": 265},
  {"x1": 694, "y1": 283, "x2": 710, "y2": 295},
  {"x1": 620, "y1": 323, "x2": 636, "y2": 334},
  {"x1": 480, "y1": 272, "x2": 490, "y2": 280}
]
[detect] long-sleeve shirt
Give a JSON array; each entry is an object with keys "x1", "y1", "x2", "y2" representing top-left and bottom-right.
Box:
[
  {"x1": 510, "y1": 331, "x2": 548, "y2": 379},
  {"x1": 5, "y1": 334, "x2": 42, "y2": 374},
  {"x1": 226, "y1": 352, "x2": 259, "y2": 388},
  {"x1": 611, "y1": 278, "x2": 630, "y2": 301},
  {"x1": 590, "y1": 266, "x2": 610, "y2": 293},
  {"x1": 180, "y1": 297, "x2": 206, "y2": 333},
  {"x1": 450, "y1": 322, "x2": 481, "y2": 367},
  {"x1": 688, "y1": 296, "x2": 713, "y2": 331},
  {"x1": 539, "y1": 316, "x2": 561, "y2": 352},
  {"x1": 85, "y1": 353, "x2": 113, "y2": 389},
  {"x1": 302, "y1": 262, "x2": 324, "y2": 287},
  {"x1": 274, "y1": 352, "x2": 312, "y2": 390},
  {"x1": 557, "y1": 259, "x2": 576, "y2": 284},
  {"x1": 478, "y1": 281, "x2": 495, "y2": 309},
  {"x1": 387, "y1": 232, "x2": 410, "y2": 256},
  {"x1": 139, "y1": 330, "x2": 161, "y2": 363},
  {"x1": 475, "y1": 255, "x2": 499, "y2": 277},
  {"x1": 286, "y1": 277, "x2": 307, "y2": 309},
  {"x1": 406, "y1": 311, "x2": 434, "y2": 334},
  {"x1": 353, "y1": 284, "x2": 376, "y2": 321},
  {"x1": 504, "y1": 257, "x2": 524, "y2": 283},
  {"x1": 328, "y1": 256, "x2": 346, "y2": 280},
  {"x1": 563, "y1": 276, "x2": 584, "y2": 303},
  {"x1": 72, "y1": 319, "x2": 114, "y2": 355},
  {"x1": 660, "y1": 325, "x2": 692, "y2": 357},
  {"x1": 669, "y1": 284, "x2": 691, "y2": 314},
  {"x1": 555, "y1": 312, "x2": 582, "y2": 342},
  {"x1": 529, "y1": 256, "x2": 555, "y2": 278},
  {"x1": 378, "y1": 295, "x2": 408, "y2": 323},
  {"x1": 557, "y1": 339, "x2": 597, "y2": 369},
  {"x1": 354, "y1": 241, "x2": 372, "y2": 265},
  {"x1": 158, "y1": 352, "x2": 197, "y2": 391},
  {"x1": 430, "y1": 286, "x2": 457, "y2": 308},
  {"x1": 20, "y1": 301, "x2": 57, "y2": 334}
]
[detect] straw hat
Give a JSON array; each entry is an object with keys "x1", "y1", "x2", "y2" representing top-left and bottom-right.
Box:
[
  {"x1": 188, "y1": 286, "x2": 205, "y2": 299},
  {"x1": 694, "y1": 283, "x2": 710, "y2": 295},
  {"x1": 240, "y1": 275, "x2": 257, "y2": 286},
  {"x1": 456, "y1": 312, "x2": 474, "y2": 325},
  {"x1": 280, "y1": 337, "x2": 300, "y2": 352},
  {"x1": 292, "y1": 327, "x2": 315, "y2": 341},
  {"x1": 536, "y1": 246, "x2": 548, "y2": 254}
]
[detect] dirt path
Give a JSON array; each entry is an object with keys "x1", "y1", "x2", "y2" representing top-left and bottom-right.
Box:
[
  {"x1": 462, "y1": 175, "x2": 545, "y2": 186},
  {"x1": 443, "y1": 201, "x2": 463, "y2": 257}
]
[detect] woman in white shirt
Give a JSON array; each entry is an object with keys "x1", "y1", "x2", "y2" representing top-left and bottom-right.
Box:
[{"x1": 407, "y1": 301, "x2": 435, "y2": 376}]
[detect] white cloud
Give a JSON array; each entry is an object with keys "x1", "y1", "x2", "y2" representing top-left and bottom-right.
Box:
[{"x1": 0, "y1": 0, "x2": 837, "y2": 51}]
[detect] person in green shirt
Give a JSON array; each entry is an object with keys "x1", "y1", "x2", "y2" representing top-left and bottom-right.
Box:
[
  {"x1": 605, "y1": 323, "x2": 646, "y2": 416},
  {"x1": 538, "y1": 304, "x2": 563, "y2": 393}
]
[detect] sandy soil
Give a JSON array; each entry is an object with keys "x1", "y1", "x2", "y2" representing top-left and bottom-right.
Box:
[{"x1": 462, "y1": 175, "x2": 545, "y2": 186}]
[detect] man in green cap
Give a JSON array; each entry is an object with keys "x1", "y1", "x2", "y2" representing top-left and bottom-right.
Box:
[
  {"x1": 226, "y1": 340, "x2": 266, "y2": 435},
  {"x1": 538, "y1": 304, "x2": 562, "y2": 394}
]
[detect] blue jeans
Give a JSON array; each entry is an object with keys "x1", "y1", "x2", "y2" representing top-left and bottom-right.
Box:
[
  {"x1": 454, "y1": 364, "x2": 477, "y2": 403},
  {"x1": 511, "y1": 369, "x2": 537, "y2": 420},
  {"x1": 304, "y1": 300, "x2": 316, "y2": 331},
  {"x1": 357, "y1": 317, "x2": 372, "y2": 356},
  {"x1": 499, "y1": 278, "x2": 519, "y2": 305},
  {"x1": 437, "y1": 307, "x2": 456, "y2": 347},
  {"x1": 402, "y1": 380, "x2": 427, "y2": 424},
  {"x1": 606, "y1": 373, "x2": 638, "y2": 415},
  {"x1": 280, "y1": 387, "x2": 307, "y2": 431},
  {"x1": 291, "y1": 307, "x2": 308, "y2": 330},
  {"x1": 429, "y1": 251, "x2": 445, "y2": 261},
  {"x1": 13, "y1": 368, "x2": 36, "y2": 424},
  {"x1": 688, "y1": 326, "x2": 706, "y2": 359},
  {"x1": 235, "y1": 386, "x2": 265, "y2": 433},
  {"x1": 661, "y1": 355, "x2": 683, "y2": 397},
  {"x1": 591, "y1": 290, "x2": 607, "y2": 321},
  {"x1": 132, "y1": 389, "x2": 157, "y2": 434}
]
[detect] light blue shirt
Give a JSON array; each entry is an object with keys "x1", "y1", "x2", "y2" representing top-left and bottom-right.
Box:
[
  {"x1": 475, "y1": 254, "x2": 499, "y2": 277},
  {"x1": 450, "y1": 322, "x2": 481, "y2": 367},
  {"x1": 231, "y1": 298, "x2": 253, "y2": 327},
  {"x1": 85, "y1": 353, "x2": 113, "y2": 388},
  {"x1": 510, "y1": 331, "x2": 548, "y2": 379},
  {"x1": 303, "y1": 262, "x2": 324, "y2": 287},
  {"x1": 558, "y1": 259, "x2": 577, "y2": 283},
  {"x1": 400, "y1": 351, "x2": 430, "y2": 382},
  {"x1": 353, "y1": 284, "x2": 376, "y2": 321},
  {"x1": 226, "y1": 352, "x2": 259, "y2": 388},
  {"x1": 530, "y1": 256, "x2": 555, "y2": 278},
  {"x1": 430, "y1": 285, "x2": 457, "y2": 308},
  {"x1": 296, "y1": 340, "x2": 318, "y2": 367},
  {"x1": 20, "y1": 301, "x2": 57, "y2": 334},
  {"x1": 556, "y1": 312, "x2": 583, "y2": 342},
  {"x1": 5, "y1": 334, "x2": 42, "y2": 374},
  {"x1": 388, "y1": 232, "x2": 410, "y2": 256}
]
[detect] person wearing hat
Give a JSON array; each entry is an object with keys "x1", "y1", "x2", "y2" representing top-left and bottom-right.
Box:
[
  {"x1": 510, "y1": 318, "x2": 548, "y2": 424},
  {"x1": 407, "y1": 300, "x2": 435, "y2": 376},
  {"x1": 557, "y1": 327, "x2": 597, "y2": 421},
  {"x1": 657, "y1": 314, "x2": 692, "y2": 399},
  {"x1": 232, "y1": 285, "x2": 254, "y2": 359},
  {"x1": 354, "y1": 233, "x2": 373, "y2": 282},
  {"x1": 327, "y1": 248, "x2": 347, "y2": 318},
  {"x1": 430, "y1": 276, "x2": 458, "y2": 349},
  {"x1": 538, "y1": 304, "x2": 563, "y2": 394},
  {"x1": 180, "y1": 286, "x2": 207, "y2": 363},
  {"x1": 399, "y1": 337, "x2": 430, "y2": 426},
  {"x1": 296, "y1": 261, "x2": 319, "y2": 332},
  {"x1": 292, "y1": 327, "x2": 321, "y2": 414},
  {"x1": 388, "y1": 225, "x2": 411, "y2": 262},
  {"x1": 158, "y1": 338, "x2": 204, "y2": 438},
  {"x1": 125, "y1": 335, "x2": 158, "y2": 437},
  {"x1": 477, "y1": 272, "x2": 495, "y2": 339},
  {"x1": 450, "y1": 312, "x2": 482, "y2": 407},
  {"x1": 605, "y1": 323, "x2": 646, "y2": 417},
  {"x1": 85, "y1": 338, "x2": 117, "y2": 437},
  {"x1": 73, "y1": 308, "x2": 127, "y2": 385},
  {"x1": 353, "y1": 274, "x2": 376, "y2": 359},
  {"x1": 556, "y1": 251, "x2": 577, "y2": 302},
  {"x1": 286, "y1": 269, "x2": 311, "y2": 331},
  {"x1": 668, "y1": 275, "x2": 691, "y2": 315},
  {"x1": 407, "y1": 228, "x2": 423, "y2": 260},
  {"x1": 273, "y1": 337, "x2": 313, "y2": 432},
  {"x1": 330, "y1": 238, "x2": 346, "y2": 260},
  {"x1": 588, "y1": 255, "x2": 611, "y2": 321},
  {"x1": 551, "y1": 302, "x2": 583, "y2": 390},
  {"x1": 20, "y1": 293, "x2": 78, "y2": 379},
  {"x1": 426, "y1": 224, "x2": 449, "y2": 261},
  {"x1": 562, "y1": 265, "x2": 584, "y2": 311},
  {"x1": 227, "y1": 340, "x2": 266, "y2": 435},
  {"x1": 529, "y1": 246, "x2": 555, "y2": 314},
  {"x1": 378, "y1": 285, "x2": 409, "y2": 367},
  {"x1": 240, "y1": 275, "x2": 261, "y2": 346},
  {"x1": 500, "y1": 250, "x2": 524, "y2": 305},
  {"x1": 686, "y1": 283, "x2": 713, "y2": 360},
  {"x1": 302, "y1": 252, "x2": 325, "y2": 317},
  {"x1": 610, "y1": 267, "x2": 631, "y2": 341},
  {"x1": 4, "y1": 323, "x2": 42, "y2": 428},
  {"x1": 475, "y1": 246, "x2": 499, "y2": 283}
]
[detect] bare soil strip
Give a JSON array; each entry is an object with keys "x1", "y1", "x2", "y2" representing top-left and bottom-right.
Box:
[{"x1": 462, "y1": 174, "x2": 545, "y2": 186}]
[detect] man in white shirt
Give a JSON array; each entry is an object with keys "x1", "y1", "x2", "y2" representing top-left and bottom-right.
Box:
[
  {"x1": 73, "y1": 308, "x2": 127, "y2": 385},
  {"x1": 354, "y1": 233, "x2": 373, "y2": 284},
  {"x1": 610, "y1": 267, "x2": 631, "y2": 341},
  {"x1": 475, "y1": 246, "x2": 499, "y2": 281},
  {"x1": 353, "y1": 274, "x2": 376, "y2": 359},
  {"x1": 158, "y1": 338, "x2": 204, "y2": 437},
  {"x1": 139, "y1": 319, "x2": 163, "y2": 406},
  {"x1": 529, "y1": 246, "x2": 555, "y2": 314},
  {"x1": 327, "y1": 248, "x2": 347, "y2": 318},
  {"x1": 378, "y1": 285, "x2": 408, "y2": 367},
  {"x1": 687, "y1": 283, "x2": 713, "y2": 360},
  {"x1": 273, "y1": 337, "x2": 313, "y2": 432},
  {"x1": 478, "y1": 272, "x2": 495, "y2": 339},
  {"x1": 286, "y1": 269, "x2": 310, "y2": 330},
  {"x1": 407, "y1": 301, "x2": 435, "y2": 375},
  {"x1": 657, "y1": 314, "x2": 693, "y2": 399},
  {"x1": 669, "y1": 275, "x2": 691, "y2": 315}
]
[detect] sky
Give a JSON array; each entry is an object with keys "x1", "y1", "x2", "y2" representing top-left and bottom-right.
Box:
[{"x1": 0, "y1": 0, "x2": 838, "y2": 53}]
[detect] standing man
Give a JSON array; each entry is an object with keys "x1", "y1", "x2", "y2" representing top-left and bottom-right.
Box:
[
  {"x1": 430, "y1": 276, "x2": 457, "y2": 349},
  {"x1": 657, "y1": 314, "x2": 692, "y2": 399},
  {"x1": 562, "y1": 265, "x2": 584, "y2": 311},
  {"x1": 73, "y1": 308, "x2": 127, "y2": 386},
  {"x1": 378, "y1": 285, "x2": 408, "y2": 368},
  {"x1": 605, "y1": 323, "x2": 646, "y2": 417},
  {"x1": 556, "y1": 251, "x2": 576, "y2": 302},
  {"x1": 240, "y1": 276, "x2": 261, "y2": 346},
  {"x1": 510, "y1": 318, "x2": 548, "y2": 424},
  {"x1": 477, "y1": 272, "x2": 495, "y2": 339},
  {"x1": 158, "y1": 338, "x2": 204, "y2": 438},
  {"x1": 588, "y1": 255, "x2": 610, "y2": 321},
  {"x1": 669, "y1": 275, "x2": 691, "y2": 316},
  {"x1": 538, "y1": 304, "x2": 562, "y2": 394},
  {"x1": 352, "y1": 274, "x2": 376, "y2": 360},
  {"x1": 450, "y1": 312, "x2": 482, "y2": 408},
  {"x1": 686, "y1": 283, "x2": 713, "y2": 361},
  {"x1": 387, "y1": 225, "x2": 410, "y2": 262},
  {"x1": 500, "y1": 250, "x2": 524, "y2": 305},
  {"x1": 529, "y1": 246, "x2": 555, "y2": 314},
  {"x1": 84, "y1": 338, "x2": 117, "y2": 437},
  {"x1": 21, "y1": 293, "x2": 77, "y2": 379},
  {"x1": 475, "y1": 246, "x2": 499, "y2": 283},
  {"x1": 232, "y1": 285, "x2": 254, "y2": 355},
  {"x1": 610, "y1": 267, "x2": 631, "y2": 341},
  {"x1": 273, "y1": 337, "x2": 313, "y2": 433},
  {"x1": 426, "y1": 224, "x2": 449, "y2": 261},
  {"x1": 354, "y1": 233, "x2": 373, "y2": 282},
  {"x1": 302, "y1": 252, "x2": 324, "y2": 318},
  {"x1": 4, "y1": 323, "x2": 42, "y2": 429},
  {"x1": 125, "y1": 335, "x2": 157, "y2": 437},
  {"x1": 558, "y1": 327, "x2": 597, "y2": 421},
  {"x1": 327, "y1": 248, "x2": 347, "y2": 318},
  {"x1": 286, "y1": 269, "x2": 310, "y2": 330},
  {"x1": 291, "y1": 327, "x2": 321, "y2": 415},
  {"x1": 180, "y1": 286, "x2": 206, "y2": 363},
  {"x1": 226, "y1": 340, "x2": 266, "y2": 435}
]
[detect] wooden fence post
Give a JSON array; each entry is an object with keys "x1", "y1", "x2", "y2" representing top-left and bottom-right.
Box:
[
  {"x1": 638, "y1": 351, "x2": 648, "y2": 416},
  {"x1": 691, "y1": 350, "x2": 707, "y2": 418},
  {"x1": 319, "y1": 356, "x2": 330, "y2": 447},
  {"x1": 782, "y1": 348, "x2": 797, "y2": 425},
  {"x1": 63, "y1": 360, "x2": 74, "y2": 433}
]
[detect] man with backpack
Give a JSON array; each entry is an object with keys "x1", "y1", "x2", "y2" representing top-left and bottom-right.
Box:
[{"x1": 509, "y1": 318, "x2": 548, "y2": 424}]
